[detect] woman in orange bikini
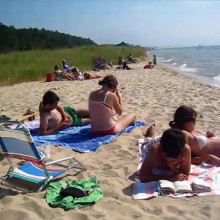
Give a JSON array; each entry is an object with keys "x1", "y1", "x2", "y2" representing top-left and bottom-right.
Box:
[{"x1": 89, "y1": 75, "x2": 136, "y2": 135}]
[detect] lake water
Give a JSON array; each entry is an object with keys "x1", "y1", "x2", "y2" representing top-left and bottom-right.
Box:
[{"x1": 148, "y1": 45, "x2": 220, "y2": 88}]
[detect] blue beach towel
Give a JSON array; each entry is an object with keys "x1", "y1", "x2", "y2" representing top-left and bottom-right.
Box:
[{"x1": 31, "y1": 121, "x2": 145, "y2": 153}]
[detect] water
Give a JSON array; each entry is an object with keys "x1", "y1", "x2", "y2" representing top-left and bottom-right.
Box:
[{"x1": 148, "y1": 46, "x2": 220, "y2": 88}]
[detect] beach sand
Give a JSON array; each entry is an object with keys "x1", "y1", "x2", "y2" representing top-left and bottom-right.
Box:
[{"x1": 0, "y1": 62, "x2": 220, "y2": 220}]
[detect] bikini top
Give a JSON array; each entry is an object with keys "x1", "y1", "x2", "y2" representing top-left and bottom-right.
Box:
[{"x1": 89, "y1": 91, "x2": 113, "y2": 111}]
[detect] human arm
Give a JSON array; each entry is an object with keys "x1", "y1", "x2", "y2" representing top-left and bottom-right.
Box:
[
  {"x1": 56, "y1": 106, "x2": 71, "y2": 123},
  {"x1": 139, "y1": 146, "x2": 188, "y2": 182},
  {"x1": 39, "y1": 114, "x2": 70, "y2": 135},
  {"x1": 206, "y1": 131, "x2": 215, "y2": 138},
  {"x1": 191, "y1": 154, "x2": 220, "y2": 166},
  {"x1": 112, "y1": 92, "x2": 123, "y2": 116},
  {"x1": 115, "y1": 89, "x2": 122, "y2": 106},
  {"x1": 179, "y1": 144, "x2": 191, "y2": 176}
]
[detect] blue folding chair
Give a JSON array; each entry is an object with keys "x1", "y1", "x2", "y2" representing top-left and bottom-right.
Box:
[{"x1": 0, "y1": 121, "x2": 86, "y2": 192}]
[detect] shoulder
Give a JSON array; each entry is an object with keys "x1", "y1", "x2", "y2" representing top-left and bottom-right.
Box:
[
  {"x1": 106, "y1": 92, "x2": 118, "y2": 102},
  {"x1": 183, "y1": 144, "x2": 191, "y2": 153},
  {"x1": 149, "y1": 142, "x2": 160, "y2": 155},
  {"x1": 107, "y1": 91, "x2": 116, "y2": 98}
]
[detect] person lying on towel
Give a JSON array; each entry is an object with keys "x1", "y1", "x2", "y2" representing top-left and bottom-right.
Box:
[
  {"x1": 39, "y1": 91, "x2": 91, "y2": 135},
  {"x1": 139, "y1": 129, "x2": 191, "y2": 182}
]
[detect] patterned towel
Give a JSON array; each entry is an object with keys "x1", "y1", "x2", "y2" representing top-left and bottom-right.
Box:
[{"x1": 132, "y1": 139, "x2": 220, "y2": 200}]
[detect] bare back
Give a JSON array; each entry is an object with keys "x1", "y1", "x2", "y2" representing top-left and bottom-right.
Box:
[{"x1": 89, "y1": 90, "x2": 116, "y2": 131}]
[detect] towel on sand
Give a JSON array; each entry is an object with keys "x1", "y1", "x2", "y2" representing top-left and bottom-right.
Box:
[
  {"x1": 31, "y1": 121, "x2": 145, "y2": 153},
  {"x1": 132, "y1": 139, "x2": 220, "y2": 200}
]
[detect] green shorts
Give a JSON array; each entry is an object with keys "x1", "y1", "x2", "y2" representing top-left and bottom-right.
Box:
[{"x1": 64, "y1": 106, "x2": 83, "y2": 127}]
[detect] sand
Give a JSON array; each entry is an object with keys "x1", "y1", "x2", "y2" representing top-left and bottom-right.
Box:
[{"x1": 0, "y1": 62, "x2": 220, "y2": 220}]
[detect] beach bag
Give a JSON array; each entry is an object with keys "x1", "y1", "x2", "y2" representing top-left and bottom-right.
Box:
[
  {"x1": 46, "y1": 73, "x2": 54, "y2": 82},
  {"x1": 46, "y1": 176, "x2": 103, "y2": 210}
]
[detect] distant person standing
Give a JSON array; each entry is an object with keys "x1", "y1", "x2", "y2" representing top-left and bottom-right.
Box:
[{"x1": 153, "y1": 55, "x2": 157, "y2": 65}]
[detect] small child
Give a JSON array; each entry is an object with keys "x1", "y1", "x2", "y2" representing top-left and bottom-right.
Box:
[{"x1": 153, "y1": 55, "x2": 157, "y2": 65}]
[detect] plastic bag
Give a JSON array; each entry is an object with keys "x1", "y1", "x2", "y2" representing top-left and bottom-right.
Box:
[{"x1": 38, "y1": 143, "x2": 51, "y2": 159}]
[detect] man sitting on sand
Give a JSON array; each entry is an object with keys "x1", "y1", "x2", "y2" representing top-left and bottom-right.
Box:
[
  {"x1": 39, "y1": 91, "x2": 91, "y2": 135},
  {"x1": 139, "y1": 128, "x2": 191, "y2": 182}
]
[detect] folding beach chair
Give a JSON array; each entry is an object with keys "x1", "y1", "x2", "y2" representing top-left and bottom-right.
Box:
[{"x1": 0, "y1": 121, "x2": 86, "y2": 193}]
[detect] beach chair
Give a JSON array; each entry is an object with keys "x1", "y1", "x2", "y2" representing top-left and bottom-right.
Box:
[{"x1": 0, "y1": 121, "x2": 86, "y2": 193}]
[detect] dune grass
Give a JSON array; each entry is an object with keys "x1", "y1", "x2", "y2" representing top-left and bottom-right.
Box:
[{"x1": 0, "y1": 46, "x2": 146, "y2": 85}]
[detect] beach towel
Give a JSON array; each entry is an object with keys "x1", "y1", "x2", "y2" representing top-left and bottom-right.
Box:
[
  {"x1": 132, "y1": 139, "x2": 220, "y2": 200},
  {"x1": 31, "y1": 121, "x2": 145, "y2": 153},
  {"x1": 46, "y1": 176, "x2": 103, "y2": 210}
]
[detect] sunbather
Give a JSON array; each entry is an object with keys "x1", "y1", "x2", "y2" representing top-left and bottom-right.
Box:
[
  {"x1": 54, "y1": 66, "x2": 75, "y2": 81},
  {"x1": 117, "y1": 57, "x2": 131, "y2": 70},
  {"x1": 39, "y1": 91, "x2": 91, "y2": 135},
  {"x1": 169, "y1": 105, "x2": 220, "y2": 165},
  {"x1": 139, "y1": 129, "x2": 191, "y2": 182},
  {"x1": 127, "y1": 54, "x2": 139, "y2": 63},
  {"x1": 62, "y1": 59, "x2": 83, "y2": 80},
  {"x1": 89, "y1": 75, "x2": 136, "y2": 134},
  {"x1": 83, "y1": 73, "x2": 102, "y2": 80}
]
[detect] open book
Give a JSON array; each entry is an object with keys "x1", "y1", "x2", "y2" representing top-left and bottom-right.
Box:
[{"x1": 159, "y1": 180, "x2": 193, "y2": 193}]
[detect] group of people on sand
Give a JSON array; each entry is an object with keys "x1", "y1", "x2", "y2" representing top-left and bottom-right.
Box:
[
  {"x1": 39, "y1": 75, "x2": 136, "y2": 136},
  {"x1": 144, "y1": 55, "x2": 157, "y2": 69},
  {"x1": 53, "y1": 59, "x2": 102, "y2": 81},
  {"x1": 139, "y1": 105, "x2": 220, "y2": 182},
  {"x1": 42, "y1": 57, "x2": 220, "y2": 184}
]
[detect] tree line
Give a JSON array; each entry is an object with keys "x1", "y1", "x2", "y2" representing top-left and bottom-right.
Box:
[{"x1": 0, "y1": 23, "x2": 96, "y2": 53}]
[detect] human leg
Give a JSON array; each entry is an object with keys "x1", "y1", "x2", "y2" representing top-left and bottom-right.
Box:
[
  {"x1": 62, "y1": 74, "x2": 75, "y2": 81},
  {"x1": 113, "y1": 114, "x2": 136, "y2": 133},
  {"x1": 75, "y1": 109, "x2": 90, "y2": 118},
  {"x1": 144, "y1": 123, "x2": 156, "y2": 138},
  {"x1": 82, "y1": 118, "x2": 91, "y2": 125}
]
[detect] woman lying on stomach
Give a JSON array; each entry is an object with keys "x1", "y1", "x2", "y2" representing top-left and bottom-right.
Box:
[
  {"x1": 139, "y1": 129, "x2": 191, "y2": 182},
  {"x1": 89, "y1": 75, "x2": 136, "y2": 135}
]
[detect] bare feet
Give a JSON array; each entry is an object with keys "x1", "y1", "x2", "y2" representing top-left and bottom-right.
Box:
[{"x1": 144, "y1": 123, "x2": 156, "y2": 138}]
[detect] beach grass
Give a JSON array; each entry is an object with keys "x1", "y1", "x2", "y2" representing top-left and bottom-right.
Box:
[{"x1": 0, "y1": 46, "x2": 146, "y2": 85}]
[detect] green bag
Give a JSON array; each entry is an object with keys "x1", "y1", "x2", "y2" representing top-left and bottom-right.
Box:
[{"x1": 46, "y1": 176, "x2": 103, "y2": 210}]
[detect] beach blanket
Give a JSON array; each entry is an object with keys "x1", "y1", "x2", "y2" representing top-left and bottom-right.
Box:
[
  {"x1": 132, "y1": 139, "x2": 220, "y2": 200},
  {"x1": 31, "y1": 121, "x2": 145, "y2": 153}
]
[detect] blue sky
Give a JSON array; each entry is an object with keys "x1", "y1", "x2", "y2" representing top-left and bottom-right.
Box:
[{"x1": 0, "y1": 0, "x2": 219, "y2": 47}]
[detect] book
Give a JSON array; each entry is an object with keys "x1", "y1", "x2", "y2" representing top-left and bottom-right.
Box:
[
  {"x1": 159, "y1": 180, "x2": 193, "y2": 194},
  {"x1": 192, "y1": 178, "x2": 211, "y2": 193}
]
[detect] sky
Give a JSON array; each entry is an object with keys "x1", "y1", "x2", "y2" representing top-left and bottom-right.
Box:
[{"x1": 0, "y1": 0, "x2": 220, "y2": 47}]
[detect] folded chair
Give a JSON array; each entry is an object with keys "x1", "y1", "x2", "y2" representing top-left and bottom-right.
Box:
[{"x1": 0, "y1": 121, "x2": 86, "y2": 193}]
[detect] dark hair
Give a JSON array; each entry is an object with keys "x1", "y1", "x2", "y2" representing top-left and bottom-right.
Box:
[
  {"x1": 160, "y1": 129, "x2": 185, "y2": 158},
  {"x1": 43, "y1": 91, "x2": 60, "y2": 105},
  {"x1": 98, "y1": 75, "x2": 118, "y2": 89},
  {"x1": 169, "y1": 105, "x2": 197, "y2": 129}
]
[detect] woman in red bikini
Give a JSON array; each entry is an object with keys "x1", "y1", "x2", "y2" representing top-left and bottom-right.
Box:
[{"x1": 89, "y1": 75, "x2": 136, "y2": 135}]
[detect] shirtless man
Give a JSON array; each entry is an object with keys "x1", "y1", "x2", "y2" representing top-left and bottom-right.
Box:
[
  {"x1": 139, "y1": 129, "x2": 191, "y2": 182},
  {"x1": 39, "y1": 91, "x2": 90, "y2": 135}
]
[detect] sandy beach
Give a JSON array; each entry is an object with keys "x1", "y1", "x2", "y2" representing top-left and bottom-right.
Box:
[{"x1": 0, "y1": 61, "x2": 220, "y2": 220}]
